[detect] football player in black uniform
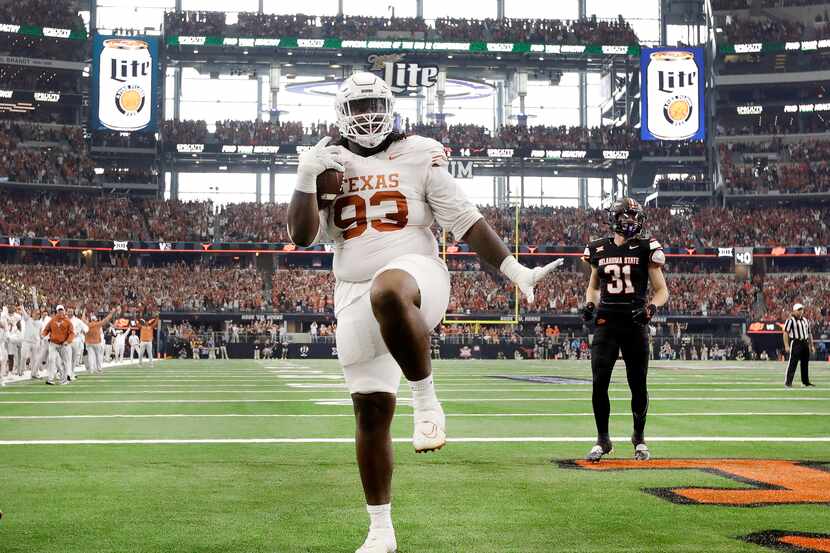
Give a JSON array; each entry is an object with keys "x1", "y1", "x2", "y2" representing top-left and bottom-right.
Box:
[{"x1": 581, "y1": 198, "x2": 669, "y2": 462}]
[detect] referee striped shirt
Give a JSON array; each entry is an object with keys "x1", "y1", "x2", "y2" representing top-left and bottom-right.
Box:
[{"x1": 784, "y1": 317, "x2": 811, "y2": 341}]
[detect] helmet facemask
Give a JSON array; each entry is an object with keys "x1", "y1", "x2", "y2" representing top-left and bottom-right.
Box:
[
  {"x1": 336, "y1": 96, "x2": 393, "y2": 149},
  {"x1": 614, "y1": 210, "x2": 645, "y2": 238}
]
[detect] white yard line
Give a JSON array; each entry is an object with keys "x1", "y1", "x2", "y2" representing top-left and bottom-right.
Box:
[
  {"x1": 0, "y1": 397, "x2": 827, "y2": 405},
  {"x1": 1, "y1": 387, "x2": 826, "y2": 395},
  {"x1": 1, "y1": 436, "x2": 829, "y2": 446},
  {"x1": 0, "y1": 412, "x2": 828, "y2": 420}
]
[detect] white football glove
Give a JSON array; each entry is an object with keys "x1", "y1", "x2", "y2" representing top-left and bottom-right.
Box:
[
  {"x1": 500, "y1": 256, "x2": 564, "y2": 305},
  {"x1": 295, "y1": 136, "x2": 345, "y2": 194}
]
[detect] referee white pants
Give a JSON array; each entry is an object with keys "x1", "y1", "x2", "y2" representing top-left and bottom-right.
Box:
[
  {"x1": 86, "y1": 343, "x2": 104, "y2": 373},
  {"x1": 47, "y1": 343, "x2": 72, "y2": 383},
  {"x1": 139, "y1": 341, "x2": 154, "y2": 364}
]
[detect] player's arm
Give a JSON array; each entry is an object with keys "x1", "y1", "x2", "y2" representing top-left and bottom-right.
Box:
[
  {"x1": 632, "y1": 242, "x2": 668, "y2": 324},
  {"x1": 427, "y1": 165, "x2": 562, "y2": 304},
  {"x1": 101, "y1": 306, "x2": 119, "y2": 326},
  {"x1": 287, "y1": 137, "x2": 343, "y2": 247},
  {"x1": 648, "y1": 265, "x2": 669, "y2": 308},
  {"x1": 585, "y1": 266, "x2": 601, "y2": 306}
]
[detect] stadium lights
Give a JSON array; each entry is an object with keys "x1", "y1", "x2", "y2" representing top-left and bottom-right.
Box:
[{"x1": 447, "y1": 55, "x2": 453, "y2": 59}]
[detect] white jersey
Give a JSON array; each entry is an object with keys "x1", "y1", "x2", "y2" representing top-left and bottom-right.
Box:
[
  {"x1": 115, "y1": 331, "x2": 128, "y2": 347},
  {"x1": 71, "y1": 316, "x2": 89, "y2": 342},
  {"x1": 313, "y1": 135, "x2": 481, "y2": 314},
  {"x1": 128, "y1": 335, "x2": 140, "y2": 348}
]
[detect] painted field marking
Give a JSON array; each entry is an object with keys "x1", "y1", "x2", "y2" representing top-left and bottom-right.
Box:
[
  {"x1": 1, "y1": 412, "x2": 828, "y2": 420},
  {"x1": 2, "y1": 436, "x2": 830, "y2": 446},
  {"x1": 1, "y1": 397, "x2": 829, "y2": 405}
]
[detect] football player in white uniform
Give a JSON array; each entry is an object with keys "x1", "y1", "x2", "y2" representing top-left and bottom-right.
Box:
[{"x1": 288, "y1": 72, "x2": 563, "y2": 553}]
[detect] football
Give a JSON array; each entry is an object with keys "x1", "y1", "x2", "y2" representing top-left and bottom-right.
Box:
[{"x1": 316, "y1": 169, "x2": 344, "y2": 209}]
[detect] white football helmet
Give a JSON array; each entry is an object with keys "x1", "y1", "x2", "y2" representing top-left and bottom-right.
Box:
[{"x1": 335, "y1": 71, "x2": 394, "y2": 149}]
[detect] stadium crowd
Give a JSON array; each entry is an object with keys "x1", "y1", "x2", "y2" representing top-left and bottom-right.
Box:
[
  {"x1": 0, "y1": 0, "x2": 88, "y2": 60},
  {"x1": 0, "y1": 192, "x2": 213, "y2": 242},
  {"x1": 164, "y1": 12, "x2": 639, "y2": 44},
  {"x1": 718, "y1": 16, "x2": 807, "y2": 44},
  {"x1": 0, "y1": 263, "x2": 265, "y2": 313},
  {"x1": 218, "y1": 202, "x2": 290, "y2": 243},
  {"x1": 271, "y1": 270, "x2": 335, "y2": 313},
  {"x1": 161, "y1": 118, "x2": 706, "y2": 156},
  {"x1": 3, "y1": 193, "x2": 830, "y2": 248},
  {"x1": 761, "y1": 273, "x2": 830, "y2": 333},
  {"x1": 0, "y1": 66, "x2": 81, "y2": 93},
  {"x1": 0, "y1": 263, "x2": 774, "y2": 318},
  {"x1": 447, "y1": 271, "x2": 761, "y2": 316},
  {"x1": 713, "y1": 0, "x2": 830, "y2": 8}
]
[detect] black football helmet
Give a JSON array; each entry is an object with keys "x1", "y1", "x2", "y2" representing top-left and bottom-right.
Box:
[{"x1": 608, "y1": 197, "x2": 645, "y2": 239}]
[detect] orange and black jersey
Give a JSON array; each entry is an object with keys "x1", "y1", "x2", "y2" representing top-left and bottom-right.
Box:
[{"x1": 583, "y1": 237, "x2": 665, "y2": 317}]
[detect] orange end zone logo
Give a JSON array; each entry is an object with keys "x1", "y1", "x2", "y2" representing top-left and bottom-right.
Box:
[
  {"x1": 742, "y1": 531, "x2": 830, "y2": 553},
  {"x1": 559, "y1": 459, "x2": 830, "y2": 507}
]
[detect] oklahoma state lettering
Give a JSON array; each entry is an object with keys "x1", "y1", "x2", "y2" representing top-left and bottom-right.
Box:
[{"x1": 598, "y1": 256, "x2": 640, "y2": 267}]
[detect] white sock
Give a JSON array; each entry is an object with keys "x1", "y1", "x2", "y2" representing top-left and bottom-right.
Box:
[
  {"x1": 410, "y1": 375, "x2": 440, "y2": 411},
  {"x1": 367, "y1": 503, "x2": 393, "y2": 530}
]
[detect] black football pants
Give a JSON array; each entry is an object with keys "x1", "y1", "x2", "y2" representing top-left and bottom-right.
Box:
[
  {"x1": 590, "y1": 320, "x2": 650, "y2": 441},
  {"x1": 785, "y1": 340, "x2": 812, "y2": 386}
]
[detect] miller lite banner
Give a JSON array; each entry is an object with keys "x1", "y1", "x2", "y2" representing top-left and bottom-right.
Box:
[
  {"x1": 90, "y1": 34, "x2": 159, "y2": 133},
  {"x1": 640, "y1": 47, "x2": 705, "y2": 141}
]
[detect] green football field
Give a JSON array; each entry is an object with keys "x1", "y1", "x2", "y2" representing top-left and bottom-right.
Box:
[{"x1": 1, "y1": 358, "x2": 828, "y2": 553}]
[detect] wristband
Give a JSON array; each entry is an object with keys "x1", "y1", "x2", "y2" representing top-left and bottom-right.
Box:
[
  {"x1": 295, "y1": 174, "x2": 317, "y2": 194},
  {"x1": 499, "y1": 255, "x2": 523, "y2": 283}
]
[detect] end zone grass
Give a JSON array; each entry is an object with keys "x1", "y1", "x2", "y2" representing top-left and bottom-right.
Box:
[{"x1": 0, "y1": 359, "x2": 827, "y2": 552}]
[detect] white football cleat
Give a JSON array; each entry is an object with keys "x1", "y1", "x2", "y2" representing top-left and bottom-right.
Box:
[
  {"x1": 634, "y1": 443, "x2": 651, "y2": 461},
  {"x1": 413, "y1": 404, "x2": 446, "y2": 453},
  {"x1": 355, "y1": 528, "x2": 397, "y2": 553}
]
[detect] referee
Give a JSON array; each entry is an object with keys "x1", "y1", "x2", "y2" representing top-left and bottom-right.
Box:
[{"x1": 783, "y1": 303, "x2": 815, "y2": 387}]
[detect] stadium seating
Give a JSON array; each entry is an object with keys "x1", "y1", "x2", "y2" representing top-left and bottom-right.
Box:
[
  {"x1": 163, "y1": 12, "x2": 639, "y2": 44},
  {"x1": 3, "y1": 192, "x2": 829, "y2": 247}
]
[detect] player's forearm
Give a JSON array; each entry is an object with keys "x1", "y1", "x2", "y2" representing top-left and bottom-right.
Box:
[
  {"x1": 585, "y1": 286, "x2": 600, "y2": 306},
  {"x1": 287, "y1": 190, "x2": 319, "y2": 247},
  {"x1": 650, "y1": 285, "x2": 669, "y2": 308},
  {"x1": 462, "y1": 219, "x2": 511, "y2": 269}
]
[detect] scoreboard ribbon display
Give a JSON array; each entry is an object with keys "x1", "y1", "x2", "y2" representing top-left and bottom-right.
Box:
[
  {"x1": 90, "y1": 34, "x2": 159, "y2": 134},
  {"x1": 641, "y1": 47, "x2": 705, "y2": 141}
]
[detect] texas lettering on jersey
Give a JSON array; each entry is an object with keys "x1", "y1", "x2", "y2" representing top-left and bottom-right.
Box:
[
  {"x1": 315, "y1": 135, "x2": 481, "y2": 284},
  {"x1": 343, "y1": 173, "x2": 401, "y2": 192}
]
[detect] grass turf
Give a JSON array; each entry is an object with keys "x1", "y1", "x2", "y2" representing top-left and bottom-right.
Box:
[{"x1": 0, "y1": 359, "x2": 828, "y2": 552}]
